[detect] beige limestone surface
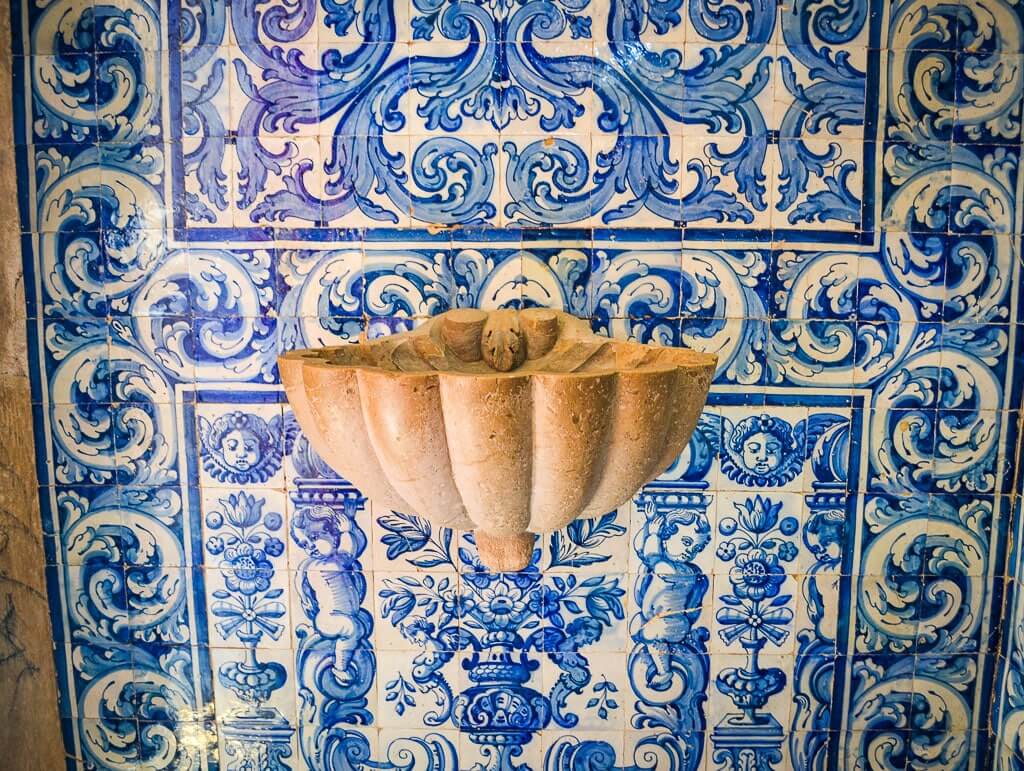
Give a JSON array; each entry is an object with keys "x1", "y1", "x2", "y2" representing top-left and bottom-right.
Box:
[
  {"x1": 0, "y1": 0, "x2": 66, "y2": 763},
  {"x1": 281, "y1": 308, "x2": 717, "y2": 571}
]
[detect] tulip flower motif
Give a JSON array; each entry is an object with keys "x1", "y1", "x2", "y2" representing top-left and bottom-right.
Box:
[
  {"x1": 205, "y1": 492, "x2": 288, "y2": 711},
  {"x1": 714, "y1": 496, "x2": 800, "y2": 719}
]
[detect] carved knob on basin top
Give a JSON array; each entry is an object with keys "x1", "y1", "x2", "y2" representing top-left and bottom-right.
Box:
[
  {"x1": 439, "y1": 308, "x2": 486, "y2": 363},
  {"x1": 279, "y1": 308, "x2": 718, "y2": 572},
  {"x1": 440, "y1": 308, "x2": 560, "y2": 372},
  {"x1": 480, "y1": 309, "x2": 526, "y2": 372}
]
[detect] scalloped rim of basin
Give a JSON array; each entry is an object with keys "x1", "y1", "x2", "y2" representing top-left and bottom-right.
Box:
[
  {"x1": 280, "y1": 308, "x2": 717, "y2": 571},
  {"x1": 282, "y1": 308, "x2": 716, "y2": 377}
]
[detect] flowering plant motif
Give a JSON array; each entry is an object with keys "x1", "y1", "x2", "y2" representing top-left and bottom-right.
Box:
[
  {"x1": 715, "y1": 496, "x2": 798, "y2": 649},
  {"x1": 548, "y1": 512, "x2": 627, "y2": 568},
  {"x1": 587, "y1": 677, "x2": 620, "y2": 721},
  {"x1": 728, "y1": 548, "x2": 788, "y2": 602},
  {"x1": 708, "y1": 494, "x2": 801, "y2": 760},
  {"x1": 221, "y1": 541, "x2": 275, "y2": 596},
  {"x1": 710, "y1": 496, "x2": 801, "y2": 771},
  {"x1": 470, "y1": 579, "x2": 530, "y2": 630},
  {"x1": 206, "y1": 492, "x2": 288, "y2": 710},
  {"x1": 207, "y1": 493, "x2": 286, "y2": 616},
  {"x1": 376, "y1": 515, "x2": 625, "y2": 764}
]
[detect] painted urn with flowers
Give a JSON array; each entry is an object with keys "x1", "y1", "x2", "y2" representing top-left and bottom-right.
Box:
[{"x1": 280, "y1": 308, "x2": 717, "y2": 571}]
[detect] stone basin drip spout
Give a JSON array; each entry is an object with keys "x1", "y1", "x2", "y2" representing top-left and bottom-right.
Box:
[{"x1": 279, "y1": 308, "x2": 717, "y2": 572}]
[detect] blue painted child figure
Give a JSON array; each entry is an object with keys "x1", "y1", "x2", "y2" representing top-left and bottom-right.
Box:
[
  {"x1": 633, "y1": 501, "x2": 711, "y2": 689},
  {"x1": 291, "y1": 504, "x2": 371, "y2": 685}
]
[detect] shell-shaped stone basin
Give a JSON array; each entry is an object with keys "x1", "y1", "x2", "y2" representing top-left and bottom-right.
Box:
[{"x1": 280, "y1": 308, "x2": 717, "y2": 571}]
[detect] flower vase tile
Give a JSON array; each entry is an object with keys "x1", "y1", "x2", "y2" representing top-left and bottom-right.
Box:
[{"x1": 280, "y1": 308, "x2": 717, "y2": 571}]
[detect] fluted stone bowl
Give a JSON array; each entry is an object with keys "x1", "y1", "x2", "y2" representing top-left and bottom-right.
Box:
[{"x1": 280, "y1": 308, "x2": 717, "y2": 571}]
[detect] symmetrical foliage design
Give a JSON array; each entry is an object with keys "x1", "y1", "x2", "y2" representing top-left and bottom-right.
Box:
[{"x1": 173, "y1": 0, "x2": 876, "y2": 233}]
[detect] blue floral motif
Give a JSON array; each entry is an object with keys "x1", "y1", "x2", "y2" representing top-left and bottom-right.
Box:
[
  {"x1": 548, "y1": 512, "x2": 627, "y2": 568},
  {"x1": 222, "y1": 541, "x2": 275, "y2": 595},
  {"x1": 207, "y1": 492, "x2": 288, "y2": 643},
  {"x1": 711, "y1": 496, "x2": 800, "y2": 770},
  {"x1": 375, "y1": 525, "x2": 625, "y2": 763},
  {"x1": 587, "y1": 677, "x2": 619, "y2": 720},
  {"x1": 727, "y1": 547, "x2": 787, "y2": 600},
  {"x1": 716, "y1": 497, "x2": 797, "y2": 635},
  {"x1": 205, "y1": 491, "x2": 293, "y2": 769}
]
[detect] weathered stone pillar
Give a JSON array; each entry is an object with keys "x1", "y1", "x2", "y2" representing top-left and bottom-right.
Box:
[{"x1": 0, "y1": 0, "x2": 65, "y2": 765}]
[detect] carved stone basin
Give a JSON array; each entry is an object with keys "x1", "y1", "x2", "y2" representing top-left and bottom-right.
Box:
[{"x1": 280, "y1": 309, "x2": 717, "y2": 571}]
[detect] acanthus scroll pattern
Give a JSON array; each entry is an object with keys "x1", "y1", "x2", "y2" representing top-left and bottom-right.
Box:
[
  {"x1": 175, "y1": 0, "x2": 874, "y2": 232},
  {"x1": 15, "y1": 0, "x2": 1024, "y2": 766}
]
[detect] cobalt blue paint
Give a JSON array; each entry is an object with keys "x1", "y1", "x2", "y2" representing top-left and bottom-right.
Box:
[{"x1": 12, "y1": 0, "x2": 1024, "y2": 767}]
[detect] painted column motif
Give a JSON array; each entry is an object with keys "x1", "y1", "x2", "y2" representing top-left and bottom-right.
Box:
[
  {"x1": 708, "y1": 412, "x2": 849, "y2": 771},
  {"x1": 200, "y1": 411, "x2": 299, "y2": 769},
  {"x1": 288, "y1": 432, "x2": 382, "y2": 767},
  {"x1": 789, "y1": 419, "x2": 849, "y2": 769},
  {"x1": 628, "y1": 417, "x2": 715, "y2": 769}
]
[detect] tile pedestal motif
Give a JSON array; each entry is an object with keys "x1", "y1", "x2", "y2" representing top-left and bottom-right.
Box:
[{"x1": 12, "y1": 0, "x2": 1024, "y2": 767}]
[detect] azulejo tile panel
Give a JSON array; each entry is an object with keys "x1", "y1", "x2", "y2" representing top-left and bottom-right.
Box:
[
  {"x1": 11, "y1": 0, "x2": 1024, "y2": 768},
  {"x1": 166, "y1": 0, "x2": 884, "y2": 239}
]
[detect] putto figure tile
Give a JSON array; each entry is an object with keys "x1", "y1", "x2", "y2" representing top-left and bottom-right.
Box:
[{"x1": 199, "y1": 410, "x2": 299, "y2": 484}]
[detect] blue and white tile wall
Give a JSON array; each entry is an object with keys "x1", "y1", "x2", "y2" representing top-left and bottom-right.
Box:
[{"x1": 11, "y1": 0, "x2": 1024, "y2": 767}]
